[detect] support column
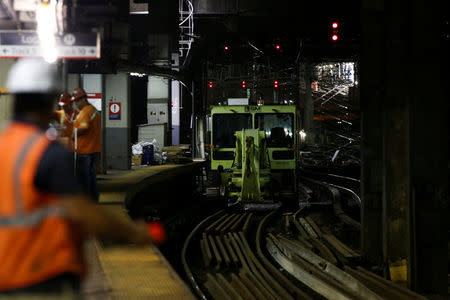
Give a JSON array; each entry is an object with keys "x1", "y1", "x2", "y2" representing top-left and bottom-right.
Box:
[
  {"x1": 171, "y1": 80, "x2": 180, "y2": 145},
  {"x1": 105, "y1": 73, "x2": 131, "y2": 170},
  {"x1": 0, "y1": 59, "x2": 15, "y2": 122},
  {"x1": 147, "y1": 76, "x2": 171, "y2": 146},
  {"x1": 301, "y1": 62, "x2": 314, "y2": 144},
  {"x1": 361, "y1": 0, "x2": 447, "y2": 294}
]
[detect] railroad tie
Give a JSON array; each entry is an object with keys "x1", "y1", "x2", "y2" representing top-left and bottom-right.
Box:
[
  {"x1": 230, "y1": 213, "x2": 247, "y2": 232},
  {"x1": 202, "y1": 233, "x2": 212, "y2": 267},
  {"x1": 205, "y1": 273, "x2": 233, "y2": 300},
  {"x1": 239, "y1": 271, "x2": 269, "y2": 300},
  {"x1": 230, "y1": 273, "x2": 256, "y2": 300},
  {"x1": 200, "y1": 238, "x2": 209, "y2": 268},
  {"x1": 290, "y1": 215, "x2": 310, "y2": 239},
  {"x1": 215, "y1": 236, "x2": 231, "y2": 267},
  {"x1": 205, "y1": 213, "x2": 229, "y2": 234},
  {"x1": 242, "y1": 213, "x2": 253, "y2": 234},
  {"x1": 208, "y1": 235, "x2": 222, "y2": 268},
  {"x1": 223, "y1": 235, "x2": 240, "y2": 267},
  {"x1": 227, "y1": 232, "x2": 251, "y2": 273},
  {"x1": 221, "y1": 214, "x2": 241, "y2": 234},
  {"x1": 305, "y1": 216, "x2": 323, "y2": 237},
  {"x1": 216, "y1": 214, "x2": 236, "y2": 233},
  {"x1": 215, "y1": 273, "x2": 244, "y2": 300},
  {"x1": 299, "y1": 217, "x2": 319, "y2": 238}
]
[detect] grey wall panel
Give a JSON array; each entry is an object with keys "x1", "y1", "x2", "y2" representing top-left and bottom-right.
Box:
[{"x1": 106, "y1": 128, "x2": 130, "y2": 170}]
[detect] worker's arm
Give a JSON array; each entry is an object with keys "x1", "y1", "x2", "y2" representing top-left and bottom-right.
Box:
[
  {"x1": 75, "y1": 127, "x2": 88, "y2": 136},
  {"x1": 60, "y1": 195, "x2": 152, "y2": 244},
  {"x1": 73, "y1": 110, "x2": 90, "y2": 136}
]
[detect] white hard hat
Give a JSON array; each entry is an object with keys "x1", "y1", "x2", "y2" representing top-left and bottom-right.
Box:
[{"x1": 6, "y1": 58, "x2": 61, "y2": 94}]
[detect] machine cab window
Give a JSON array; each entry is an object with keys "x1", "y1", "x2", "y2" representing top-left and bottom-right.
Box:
[
  {"x1": 212, "y1": 113, "x2": 252, "y2": 148},
  {"x1": 255, "y1": 113, "x2": 294, "y2": 148}
]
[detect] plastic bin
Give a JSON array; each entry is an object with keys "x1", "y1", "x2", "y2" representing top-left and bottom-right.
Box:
[{"x1": 141, "y1": 144, "x2": 154, "y2": 165}]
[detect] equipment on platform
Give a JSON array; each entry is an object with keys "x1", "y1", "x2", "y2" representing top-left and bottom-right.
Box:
[{"x1": 208, "y1": 105, "x2": 300, "y2": 207}]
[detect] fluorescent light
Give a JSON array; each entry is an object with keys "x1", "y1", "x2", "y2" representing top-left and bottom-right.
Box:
[
  {"x1": 36, "y1": 0, "x2": 58, "y2": 63},
  {"x1": 130, "y1": 72, "x2": 147, "y2": 77}
]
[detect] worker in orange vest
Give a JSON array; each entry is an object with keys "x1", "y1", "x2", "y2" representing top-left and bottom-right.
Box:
[
  {"x1": 0, "y1": 58, "x2": 152, "y2": 297},
  {"x1": 53, "y1": 93, "x2": 78, "y2": 150},
  {"x1": 71, "y1": 87, "x2": 101, "y2": 201}
]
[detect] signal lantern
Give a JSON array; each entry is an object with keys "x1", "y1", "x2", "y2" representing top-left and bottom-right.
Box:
[
  {"x1": 330, "y1": 20, "x2": 340, "y2": 42},
  {"x1": 208, "y1": 81, "x2": 213, "y2": 88},
  {"x1": 274, "y1": 80, "x2": 278, "y2": 88},
  {"x1": 241, "y1": 80, "x2": 246, "y2": 88},
  {"x1": 275, "y1": 44, "x2": 281, "y2": 50},
  {"x1": 224, "y1": 45, "x2": 229, "y2": 51}
]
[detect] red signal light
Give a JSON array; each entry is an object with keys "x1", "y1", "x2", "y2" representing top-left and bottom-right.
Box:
[
  {"x1": 274, "y1": 80, "x2": 278, "y2": 88},
  {"x1": 242, "y1": 80, "x2": 246, "y2": 88},
  {"x1": 208, "y1": 81, "x2": 213, "y2": 88},
  {"x1": 332, "y1": 22, "x2": 339, "y2": 29},
  {"x1": 224, "y1": 45, "x2": 229, "y2": 51},
  {"x1": 332, "y1": 34, "x2": 338, "y2": 41},
  {"x1": 275, "y1": 45, "x2": 280, "y2": 50}
]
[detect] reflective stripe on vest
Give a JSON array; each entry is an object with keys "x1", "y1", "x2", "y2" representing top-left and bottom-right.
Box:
[
  {"x1": 90, "y1": 110, "x2": 98, "y2": 121},
  {"x1": 0, "y1": 132, "x2": 66, "y2": 227}
]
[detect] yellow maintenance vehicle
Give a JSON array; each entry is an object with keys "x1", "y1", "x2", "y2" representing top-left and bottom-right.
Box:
[{"x1": 209, "y1": 105, "x2": 300, "y2": 209}]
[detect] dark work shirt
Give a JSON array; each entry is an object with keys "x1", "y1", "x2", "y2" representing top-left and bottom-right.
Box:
[
  {"x1": 12, "y1": 117, "x2": 82, "y2": 195},
  {"x1": 34, "y1": 141, "x2": 83, "y2": 195}
]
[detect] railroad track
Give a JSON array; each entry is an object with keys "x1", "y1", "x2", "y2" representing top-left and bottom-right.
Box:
[{"x1": 183, "y1": 177, "x2": 428, "y2": 299}]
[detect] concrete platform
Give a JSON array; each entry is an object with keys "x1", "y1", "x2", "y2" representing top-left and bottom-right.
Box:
[{"x1": 82, "y1": 164, "x2": 197, "y2": 299}]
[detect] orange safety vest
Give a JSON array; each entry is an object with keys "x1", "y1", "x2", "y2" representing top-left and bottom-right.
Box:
[{"x1": 0, "y1": 122, "x2": 84, "y2": 291}]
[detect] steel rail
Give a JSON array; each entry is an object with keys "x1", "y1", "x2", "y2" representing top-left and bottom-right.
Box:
[
  {"x1": 274, "y1": 235, "x2": 383, "y2": 300},
  {"x1": 232, "y1": 233, "x2": 277, "y2": 299},
  {"x1": 182, "y1": 209, "x2": 224, "y2": 300},
  {"x1": 256, "y1": 211, "x2": 312, "y2": 300},
  {"x1": 266, "y1": 237, "x2": 351, "y2": 300},
  {"x1": 238, "y1": 231, "x2": 294, "y2": 300}
]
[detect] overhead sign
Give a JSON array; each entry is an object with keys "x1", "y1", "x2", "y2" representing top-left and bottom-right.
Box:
[
  {"x1": 0, "y1": 31, "x2": 100, "y2": 59},
  {"x1": 109, "y1": 102, "x2": 121, "y2": 120},
  {"x1": 14, "y1": 0, "x2": 39, "y2": 11},
  {"x1": 87, "y1": 93, "x2": 102, "y2": 111}
]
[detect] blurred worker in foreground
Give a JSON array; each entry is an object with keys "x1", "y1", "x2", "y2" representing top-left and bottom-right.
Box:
[
  {"x1": 71, "y1": 87, "x2": 101, "y2": 201},
  {"x1": 53, "y1": 93, "x2": 78, "y2": 150},
  {"x1": 0, "y1": 58, "x2": 152, "y2": 298}
]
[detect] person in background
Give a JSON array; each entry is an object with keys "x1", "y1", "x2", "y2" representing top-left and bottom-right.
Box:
[
  {"x1": 0, "y1": 58, "x2": 152, "y2": 298},
  {"x1": 71, "y1": 87, "x2": 101, "y2": 202},
  {"x1": 53, "y1": 93, "x2": 78, "y2": 150}
]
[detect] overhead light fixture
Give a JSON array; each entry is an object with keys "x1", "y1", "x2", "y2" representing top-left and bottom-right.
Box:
[
  {"x1": 130, "y1": 72, "x2": 147, "y2": 77},
  {"x1": 36, "y1": 0, "x2": 58, "y2": 63}
]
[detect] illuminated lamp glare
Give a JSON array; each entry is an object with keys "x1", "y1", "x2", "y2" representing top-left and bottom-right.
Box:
[
  {"x1": 332, "y1": 22, "x2": 339, "y2": 29},
  {"x1": 275, "y1": 45, "x2": 280, "y2": 50},
  {"x1": 332, "y1": 34, "x2": 338, "y2": 41},
  {"x1": 36, "y1": 0, "x2": 58, "y2": 63}
]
